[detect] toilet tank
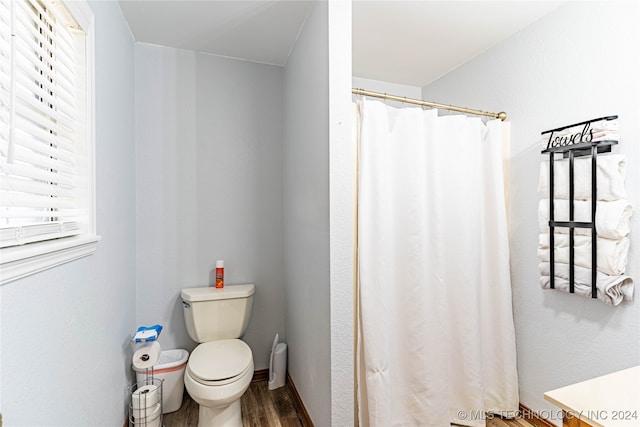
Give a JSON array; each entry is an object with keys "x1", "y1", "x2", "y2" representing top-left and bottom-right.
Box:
[{"x1": 181, "y1": 284, "x2": 255, "y2": 343}]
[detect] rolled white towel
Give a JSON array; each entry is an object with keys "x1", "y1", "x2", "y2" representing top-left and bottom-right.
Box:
[
  {"x1": 539, "y1": 262, "x2": 633, "y2": 305},
  {"x1": 537, "y1": 154, "x2": 627, "y2": 201},
  {"x1": 538, "y1": 199, "x2": 632, "y2": 240},
  {"x1": 590, "y1": 120, "x2": 619, "y2": 141},
  {"x1": 538, "y1": 233, "x2": 629, "y2": 276},
  {"x1": 591, "y1": 130, "x2": 619, "y2": 142}
]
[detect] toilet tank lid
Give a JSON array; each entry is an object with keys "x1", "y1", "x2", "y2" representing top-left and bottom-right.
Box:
[{"x1": 181, "y1": 284, "x2": 255, "y2": 302}]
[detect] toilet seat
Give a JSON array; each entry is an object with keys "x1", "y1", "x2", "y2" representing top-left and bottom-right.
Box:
[{"x1": 187, "y1": 339, "x2": 252, "y2": 386}]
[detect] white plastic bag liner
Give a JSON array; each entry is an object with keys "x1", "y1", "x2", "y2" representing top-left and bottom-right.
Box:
[{"x1": 134, "y1": 349, "x2": 189, "y2": 413}]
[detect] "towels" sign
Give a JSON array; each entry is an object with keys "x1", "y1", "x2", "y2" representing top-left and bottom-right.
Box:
[
  {"x1": 545, "y1": 122, "x2": 596, "y2": 150},
  {"x1": 542, "y1": 116, "x2": 618, "y2": 152}
]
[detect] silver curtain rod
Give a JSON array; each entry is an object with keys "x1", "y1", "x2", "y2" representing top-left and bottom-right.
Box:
[{"x1": 352, "y1": 88, "x2": 507, "y2": 121}]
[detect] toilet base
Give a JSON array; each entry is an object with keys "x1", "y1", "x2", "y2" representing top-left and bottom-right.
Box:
[{"x1": 198, "y1": 400, "x2": 242, "y2": 427}]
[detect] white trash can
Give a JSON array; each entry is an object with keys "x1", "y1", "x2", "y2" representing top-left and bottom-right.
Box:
[{"x1": 133, "y1": 349, "x2": 189, "y2": 413}]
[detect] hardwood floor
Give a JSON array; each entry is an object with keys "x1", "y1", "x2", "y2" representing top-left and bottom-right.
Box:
[
  {"x1": 163, "y1": 380, "x2": 306, "y2": 427},
  {"x1": 163, "y1": 393, "x2": 198, "y2": 427},
  {"x1": 486, "y1": 416, "x2": 538, "y2": 427},
  {"x1": 241, "y1": 380, "x2": 306, "y2": 427},
  {"x1": 163, "y1": 380, "x2": 537, "y2": 427}
]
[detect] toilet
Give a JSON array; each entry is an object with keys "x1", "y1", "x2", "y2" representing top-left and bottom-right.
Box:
[{"x1": 181, "y1": 284, "x2": 255, "y2": 427}]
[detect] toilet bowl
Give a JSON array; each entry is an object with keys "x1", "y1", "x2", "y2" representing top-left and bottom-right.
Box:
[
  {"x1": 181, "y1": 284, "x2": 256, "y2": 427},
  {"x1": 184, "y1": 339, "x2": 254, "y2": 427}
]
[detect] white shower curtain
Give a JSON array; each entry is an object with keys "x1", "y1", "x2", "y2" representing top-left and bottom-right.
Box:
[{"x1": 356, "y1": 98, "x2": 519, "y2": 427}]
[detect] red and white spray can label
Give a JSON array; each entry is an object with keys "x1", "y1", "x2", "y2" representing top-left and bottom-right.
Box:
[{"x1": 215, "y1": 260, "x2": 224, "y2": 288}]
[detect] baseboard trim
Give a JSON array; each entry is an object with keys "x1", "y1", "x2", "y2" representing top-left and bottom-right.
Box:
[
  {"x1": 287, "y1": 372, "x2": 314, "y2": 427},
  {"x1": 119, "y1": 372, "x2": 552, "y2": 427},
  {"x1": 123, "y1": 369, "x2": 307, "y2": 426},
  {"x1": 252, "y1": 369, "x2": 313, "y2": 426},
  {"x1": 519, "y1": 403, "x2": 558, "y2": 427},
  {"x1": 252, "y1": 368, "x2": 269, "y2": 383}
]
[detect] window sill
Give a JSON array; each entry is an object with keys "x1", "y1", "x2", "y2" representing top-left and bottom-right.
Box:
[{"x1": 0, "y1": 235, "x2": 101, "y2": 285}]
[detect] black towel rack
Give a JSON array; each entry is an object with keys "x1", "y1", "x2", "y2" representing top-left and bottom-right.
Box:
[{"x1": 540, "y1": 116, "x2": 618, "y2": 298}]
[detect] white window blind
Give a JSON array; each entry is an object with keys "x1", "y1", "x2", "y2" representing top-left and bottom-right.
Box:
[{"x1": 0, "y1": 0, "x2": 88, "y2": 248}]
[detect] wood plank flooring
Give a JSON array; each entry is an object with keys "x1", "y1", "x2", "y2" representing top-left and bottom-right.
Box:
[
  {"x1": 163, "y1": 380, "x2": 305, "y2": 427},
  {"x1": 163, "y1": 380, "x2": 537, "y2": 427},
  {"x1": 241, "y1": 380, "x2": 306, "y2": 427},
  {"x1": 486, "y1": 416, "x2": 538, "y2": 427}
]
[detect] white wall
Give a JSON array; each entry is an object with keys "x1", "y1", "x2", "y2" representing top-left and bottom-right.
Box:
[
  {"x1": 352, "y1": 76, "x2": 421, "y2": 99},
  {"x1": 423, "y1": 1, "x2": 640, "y2": 421},
  {"x1": 0, "y1": 0, "x2": 137, "y2": 424},
  {"x1": 283, "y1": 2, "x2": 331, "y2": 425},
  {"x1": 329, "y1": 1, "x2": 354, "y2": 425},
  {"x1": 135, "y1": 44, "x2": 285, "y2": 370}
]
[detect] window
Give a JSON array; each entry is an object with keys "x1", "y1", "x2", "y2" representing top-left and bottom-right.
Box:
[{"x1": 0, "y1": 0, "x2": 97, "y2": 284}]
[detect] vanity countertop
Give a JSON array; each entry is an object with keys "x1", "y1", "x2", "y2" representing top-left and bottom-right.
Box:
[{"x1": 544, "y1": 365, "x2": 640, "y2": 427}]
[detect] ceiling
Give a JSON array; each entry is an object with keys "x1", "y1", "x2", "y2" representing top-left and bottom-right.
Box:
[
  {"x1": 118, "y1": 0, "x2": 563, "y2": 88},
  {"x1": 118, "y1": 1, "x2": 314, "y2": 65}
]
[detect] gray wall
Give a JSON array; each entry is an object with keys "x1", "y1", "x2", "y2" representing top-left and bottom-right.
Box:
[
  {"x1": 0, "y1": 2, "x2": 339, "y2": 425},
  {"x1": 0, "y1": 1, "x2": 137, "y2": 424},
  {"x1": 283, "y1": 2, "x2": 332, "y2": 425},
  {"x1": 423, "y1": 1, "x2": 640, "y2": 420},
  {"x1": 134, "y1": 44, "x2": 285, "y2": 370}
]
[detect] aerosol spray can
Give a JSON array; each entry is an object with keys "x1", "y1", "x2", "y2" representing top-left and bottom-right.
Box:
[{"x1": 215, "y1": 260, "x2": 224, "y2": 289}]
